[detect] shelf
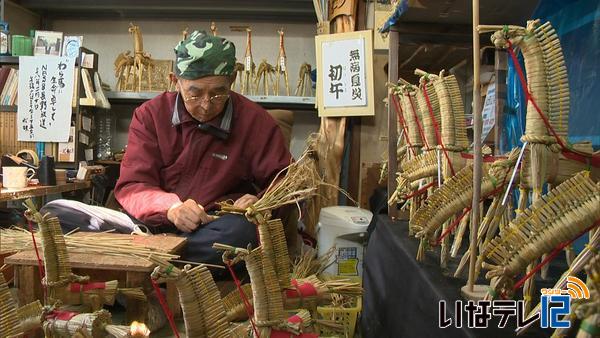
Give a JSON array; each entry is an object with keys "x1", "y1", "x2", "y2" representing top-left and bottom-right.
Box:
[
  {"x1": 0, "y1": 56, "x2": 20, "y2": 65},
  {"x1": 105, "y1": 91, "x2": 316, "y2": 111},
  {"x1": 0, "y1": 105, "x2": 17, "y2": 112}
]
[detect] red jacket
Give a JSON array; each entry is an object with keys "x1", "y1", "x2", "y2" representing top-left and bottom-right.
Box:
[{"x1": 114, "y1": 91, "x2": 292, "y2": 227}]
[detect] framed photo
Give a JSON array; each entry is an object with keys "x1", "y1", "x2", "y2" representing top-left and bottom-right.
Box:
[
  {"x1": 315, "y1": 30, "x2": 375, "y2": 117},
  {"x1": 34, "y1": 30, "x2": 63, "y2": 56},
  {"x1": 62, "y1": 35, "x2": 83, "y2": 58}
]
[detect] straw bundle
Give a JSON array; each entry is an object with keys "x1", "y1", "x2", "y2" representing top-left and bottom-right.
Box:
[
  {"x1": 222, "y1": 283, "x2": 253, "y2": 321},
  {"x1": 411, "y1": 150, "x2": 519, "y2": 261},
  {"x1": 431, "y1": 71, "x2": 468, "y2": 150},
  {"x1": 0, "y1": 227, "x2": 179, "y2": 262},
  {"x1": 411, "y1": 164, "x2": 473, "y2": 239},
  {"x1": 283, "y1": 274, "x2": 362, "y2": 310},
  {"x1": 481, "y1": 172, "x2": 600, "y2": 299},
  {"x1": 416, "y1": 80, "x2": 441, "y2": 149},
  {"x1": 43, "y1": 309, "x2": 112, "y2": 338},
  {"x1": 268, "y1": 218, "x2": 291, "y2": 287},
  {"x1": 16, "y1": 300, "x2": 43, "y2": 333},
  {"x1": 291, "y1": 246, "x2": 335, "y2": 280},
  {"x1": 399, "y1": 86, "x2": 424, "y2": 149},
  {"x1": 249, "y1": 150, "x2": 321, "y2": 217},
  {"x1": 149, "y1": 256, "x2": 232, "y2": 338},
  {"x1": 0, "y1": 272, "x2": 23, "y2": 337}
]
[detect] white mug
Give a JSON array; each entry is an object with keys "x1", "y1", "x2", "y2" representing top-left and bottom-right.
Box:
[{"x1": 1, "y1": 166, "x2": 36, "y2": 188}]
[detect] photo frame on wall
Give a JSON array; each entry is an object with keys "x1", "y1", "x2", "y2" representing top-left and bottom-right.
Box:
[
  {"x1": 34, "y1": 30, "x2": 63, "y2": 56},
  {"x1": 315, "y1": 30, "x2": 375, "y2": 117},
  {"x1": 62, "y1": 35, "x2": 83, "y2": 58}
]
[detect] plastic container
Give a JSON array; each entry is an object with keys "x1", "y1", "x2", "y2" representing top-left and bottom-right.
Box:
[
  {"x1": 316, "y1": 275, "x2": 362, "y2": 338},
  {"x1": 11, "y1": 35, "x2": 33, "y2": 56},
  {"x1": 317, "y1": 206, "x2": 372, "y2": 277}
]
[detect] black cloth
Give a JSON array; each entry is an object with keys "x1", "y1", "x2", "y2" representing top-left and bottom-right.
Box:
[{"x1": 361, "y1": 215, "x2": 555, "y2": 338}]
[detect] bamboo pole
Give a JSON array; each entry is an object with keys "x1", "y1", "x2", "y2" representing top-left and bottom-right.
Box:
[
  {"x1": 465, "y1": 0, "x2": 483, "y2": 295},
  {"x1": 387, "y1": 27, "x2": 399, "y2": 218}
]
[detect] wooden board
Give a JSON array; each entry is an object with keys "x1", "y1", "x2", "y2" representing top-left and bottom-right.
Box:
[
  {"x1": 0, "y1": 181, "x2": 91, "y2": 202},
  {"x1": 5, "y1": 232, "x2": 186, "y2": 272}
]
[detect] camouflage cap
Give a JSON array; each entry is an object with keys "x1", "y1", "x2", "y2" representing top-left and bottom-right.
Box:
[{"x1": 174, "y1": 30, "x2": 236, "y2": 80}]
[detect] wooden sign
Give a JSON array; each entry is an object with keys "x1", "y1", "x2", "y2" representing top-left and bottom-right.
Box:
[{"x1": 315, "y1": 30, "x2": 375, "y2": 117}]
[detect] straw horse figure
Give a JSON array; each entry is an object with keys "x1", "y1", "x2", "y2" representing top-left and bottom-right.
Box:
[
  {"x1": 115, "y1": 23, "x2": 155, "y2": 91},
  {"x1": 129, "y1": 23, "x2": 155, "y2": 91}
]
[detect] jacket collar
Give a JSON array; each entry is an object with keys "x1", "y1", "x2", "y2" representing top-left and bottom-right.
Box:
[{"x1": 171, "y1": 92, "x2": 232, "y2": 140}]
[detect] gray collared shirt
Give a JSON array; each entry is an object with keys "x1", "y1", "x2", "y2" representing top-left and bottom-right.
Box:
[{"x1": 171, "y1": 92, "x2": 232, "y2": 139}]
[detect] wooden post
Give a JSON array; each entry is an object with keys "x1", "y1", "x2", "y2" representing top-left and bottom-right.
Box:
[
  {"x1": 464, "y1": 0, "x2": 483, "y2": 296},
  {"x1": 387, "y1": 27, "x2": 399, "y2": 218},
  {"x1": 494, "y1": 50, "x2": 507, "y2": 154}
]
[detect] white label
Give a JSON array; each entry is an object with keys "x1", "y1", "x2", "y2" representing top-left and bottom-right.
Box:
[
  {"x1": 481, "y1": 83, "x2": 496, "y2": 142},
  {"x1": 245, "y1": 56, "x2": 251, "y2": 71},
  {"x1": 279, "y1": 57, "x2": 286, "y2": 72},
  {"x1": 321, "y1": 37, "x2": 367, "y2": 108}
]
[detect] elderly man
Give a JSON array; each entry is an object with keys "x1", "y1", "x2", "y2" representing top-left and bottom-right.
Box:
[{"x1": 42, "y1": 31, "x2": 292, "y2": 266}]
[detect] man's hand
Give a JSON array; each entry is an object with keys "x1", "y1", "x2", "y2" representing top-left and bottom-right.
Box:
[
  {"x1": 167, "y1": 199, "x2": 214, "y2": 233},
  {"x1": 233, "y1": 194, "x2": 258, "y2": 209}
]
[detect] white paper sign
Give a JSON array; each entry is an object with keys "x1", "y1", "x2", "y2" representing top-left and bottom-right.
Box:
[
  {"x1": 321, "y1": 37, "x2": 367, "y2": 108},
  {"x1": 481, "y1": 83, "x2": 496, "y2": 142},
  {"x1": 17, "y1": 56, "x2": 76, "y2": 142}
]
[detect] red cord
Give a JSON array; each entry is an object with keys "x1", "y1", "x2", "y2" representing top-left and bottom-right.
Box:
[
  {"x1": 422, "y1": 84, "x2": 456, "y2": 176},
  {"x1": 434, "y1": 208, "x2": 471, "y2": 246},
  {"x1": 505, "y1": 40, "x2": 599, "y2": 167},
  {"x1": 391, "y1": 94, "x2": 416, "y2": 156},
  {"x1": 150, "y1": 278, "x2": 180, "y2": 338},
  {"x1": 27, "y1": 219, "x2": 47, "y2": 301},
  {"x1": 403, "y1": 181, "x2": 436, "y2": 200},
  {"x1": 433, "y1": 167, "x2": 510, "y2": 247},
  {"x1": 512, "y1": 219, "x2": 600, "y2": 291},
  {"x1": 407, "y1": 94, "x2": 429, "y2": 149},
  {"x1": 226, "y1": 263, "x2": 260, "y2": 338}
]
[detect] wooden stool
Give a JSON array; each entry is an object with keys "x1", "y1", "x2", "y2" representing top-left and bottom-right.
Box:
[{"x1": 5, "y1": 232, "x2": 186, "y2": 324}]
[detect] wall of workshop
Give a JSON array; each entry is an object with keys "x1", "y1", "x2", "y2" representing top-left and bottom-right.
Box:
[{"x1": 51, "y1": 19, "x2": 320, "y2": 158}]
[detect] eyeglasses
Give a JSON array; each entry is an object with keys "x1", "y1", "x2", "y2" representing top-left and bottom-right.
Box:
[{"x1": 181, "y1": 93, "x2": 230, "y2": 106}]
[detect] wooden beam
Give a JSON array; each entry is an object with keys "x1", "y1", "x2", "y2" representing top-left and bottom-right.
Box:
[{"x1": 399, "y1": 44, "x2": 426, "y2": 69}]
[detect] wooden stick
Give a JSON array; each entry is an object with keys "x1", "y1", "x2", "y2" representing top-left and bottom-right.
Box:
[{"x1": 467, "y1": 0, "x2": 482, "y2": 293}]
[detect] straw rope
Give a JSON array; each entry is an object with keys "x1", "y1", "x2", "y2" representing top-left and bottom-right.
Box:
[{"x1": 43, "y1": 309, "x2": 112, "y2": 338}]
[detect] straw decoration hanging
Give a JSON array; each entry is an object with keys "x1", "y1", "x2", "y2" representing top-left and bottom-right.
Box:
[
  {"x1": 42, "y1": 309, "x2": 112, "y2": 338},
  {"x1": 149, "y1": 255, "x2": 232, "y2": 338},
  {"x1": 481, "y1": 171, "x2": 600, "y2": 299}
]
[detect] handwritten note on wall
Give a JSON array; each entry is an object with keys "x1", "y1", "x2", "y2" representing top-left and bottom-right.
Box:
[{"x1": 17, "y1": 56, "x2": 75, "y2": 142}]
